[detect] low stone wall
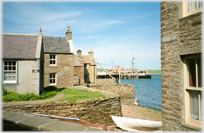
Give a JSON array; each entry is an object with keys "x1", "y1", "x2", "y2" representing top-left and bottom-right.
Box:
[
  {"x1": 89, "y1": 83, "x2": 134, "y2": 100},
  {"x1": 3, "y1": 92, "x2": 122, "y2": 124},
  {"x1": 96, "y1": 79, "x2": 114, "y2": 84}
]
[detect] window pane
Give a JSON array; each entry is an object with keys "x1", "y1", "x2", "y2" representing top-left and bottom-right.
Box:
[
  {"x1": 197, "y1": 58, "x2": 202, "y2": 88},
  {"x1": 198, "y1": 1, "x2": 202, "y2": 8},
  {"x1": 187, "y1": 59, "x2": 196, "y2": 87},
  {"x1": 53, "y1": 79, "x2": 55, "y2": 83},
  {"x1": 50, "y1": 60, "x2": 53, "y2": 64},
  {"x1": 4, "y1": 67, "x2": 7, "y2": 70},
  {"x1": 4, "y1": 61, "x2": 7, "y2": 65},
  {"x1": 189, "y1": 90, "x2": 199, "y2": 120},
  {"x1": 9, "y1": 67, "x2": 12, "y2": 70},
  {"x1": 200, "y1": 92, "x2": 202, "y2": 121},
  {"x1": 50, "y1": 55, "x2": 53, "y2": 59},
  {"x1": 53, "y1": 55, "x2": 55, "y2": 59},
  {"x1": 53, "y1": 74, "x2": 55, "y2": 78},
  {"x1": 53, "y1": 60, "x2": 56, "y2": 65}
]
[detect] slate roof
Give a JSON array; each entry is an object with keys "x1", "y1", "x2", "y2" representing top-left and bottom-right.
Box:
[
  {"x1": 43, "y1": 36, "x2": 70, "y2": 53},
  {"x1": 74, "y1": 54, "x2": 83, "y2": 67},
  {"x1": 2, "y1": 34, "x2": 38, "y2": 59},
  {"x1": 82, "y1": 55, "x2": 96, "y2": 66}
]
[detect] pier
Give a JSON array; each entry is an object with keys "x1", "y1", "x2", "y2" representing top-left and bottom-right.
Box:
[{"x1": 96, "y1": 73, "x2": 138, "y2": 79}]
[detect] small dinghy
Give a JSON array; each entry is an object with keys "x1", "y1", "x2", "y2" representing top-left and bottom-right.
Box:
[{"x1": 111, "y1": 115, "x2": 162, "y2": 132}]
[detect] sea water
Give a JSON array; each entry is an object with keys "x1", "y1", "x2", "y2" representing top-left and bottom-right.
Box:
[{"x1": 120, "y1": 75, "x2": 162, "y2": 111}]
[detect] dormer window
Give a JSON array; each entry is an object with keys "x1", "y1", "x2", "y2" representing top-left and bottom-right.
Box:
[{"x1": 49, "y1": 54, "x2": 57, "y2": 66}]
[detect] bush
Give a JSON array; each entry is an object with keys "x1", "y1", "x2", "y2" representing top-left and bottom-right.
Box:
[
  {"x1": 3, "y1": 91, "x2": 57, "y2": 102},
  {"x1": 43, "y1": 86, "x2": 58, "y2": 92},
  {"x1": 3, "y1": 86, "x2": 8, "y2": 96}
]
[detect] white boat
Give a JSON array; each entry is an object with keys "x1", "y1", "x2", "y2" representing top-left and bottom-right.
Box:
[
  {"x1": 137, "y1": 70, "x2": 151, "y2": 79},
  {"x1": 111, "y1": 115, "x2": 162, "y2": 132}
]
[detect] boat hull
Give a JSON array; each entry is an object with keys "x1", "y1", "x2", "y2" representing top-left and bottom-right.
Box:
[
  {"x1": 138, "y1": 75, "x2": 151, "y2": 79},
  {"x1": 111, "y1": 115, "x2": 162, "y2": 132}
]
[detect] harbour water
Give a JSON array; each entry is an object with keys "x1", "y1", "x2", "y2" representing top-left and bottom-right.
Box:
[{"x1": 120, "y1": 74, "x2": 162, "y2": 111}]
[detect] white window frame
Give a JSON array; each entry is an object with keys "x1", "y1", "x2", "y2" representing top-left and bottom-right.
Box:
[
  {"x1": 3, "y1": 61, "x2": 17, "y2": 83},
  {"x1": 183, "y1": 55, "x2": 202, "y2": 129},
  {"x1": 49, "y1": 54, "x2": 57, "y2": 66},
  {"x1": 49, "y1": 73, "x2": 57, "y2": 85},
  {"x1": 183, "y1": 1, "x2": 202, "y2": 18}
]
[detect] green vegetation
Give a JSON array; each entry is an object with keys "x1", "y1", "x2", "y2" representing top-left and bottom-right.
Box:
[
  {"x1": 2, "y1": 86, "x2": 60, "y2": 102},
  {"x1": 150, "y1": 70, "x2": 161, "y2": 74},
  {"x1": 59, "y1": 88, "x2": 105, "y2": 102},
  {"x1": 2, "y1": 86, "x2": 105, "y2": 102}
]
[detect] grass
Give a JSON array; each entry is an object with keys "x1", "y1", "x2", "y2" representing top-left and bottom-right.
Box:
[
  {"x1": 2, "y1": 87, "x2": 105, "y2": 102},
  {"x1": 58, "y1": 88, "x2": 105, "y2": 102},
  {"x1": 3, "y1": 91, "x2": 57, "y2": 102}
]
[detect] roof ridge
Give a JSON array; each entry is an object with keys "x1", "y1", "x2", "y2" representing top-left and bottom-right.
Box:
[
  {"x1": 43, "y1": 36, "x2": 66, "y2": 38},
  {"x1": 2, "y1": 33, "x2": 38, "y2": 36}
]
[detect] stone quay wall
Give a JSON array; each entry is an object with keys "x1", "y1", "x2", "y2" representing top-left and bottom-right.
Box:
[
  {"x1": 89, "y1": 83, "x2": 134, "y2": 100},
  {"x1": 3, "y1": 93, "x2": 122, "y2": 124},
  {"x1": 96, "y1": 79, "x2": 115, "y2": 84}
]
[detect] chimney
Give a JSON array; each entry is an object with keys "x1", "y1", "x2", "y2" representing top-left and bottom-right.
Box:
[
  {"x1": 77, "y1": 49, "x2": 82, "y2": 57},
  {"x1": 65, "y1": 26, "x2": 72, "y2": 40},
  {"x1": 88, "y1": 49, "x2": 93, "y2": 57}
]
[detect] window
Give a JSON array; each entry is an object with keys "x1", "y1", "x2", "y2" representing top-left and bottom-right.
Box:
[
  {"x1": 184, "y1": 55, "x2": 202, "y2": 128},
  {"x1": 183, "y1": 1, "x2": 202, "y2": 17},
  {"x1": 49, "y1": 54, "x2": 57, "y2": 66},
  {"x1": 3, "y1": 61, "x2": 17, "y2": 83},
  {"x1": 49, "y1": 73, "x2": 57, "y2": 85}
]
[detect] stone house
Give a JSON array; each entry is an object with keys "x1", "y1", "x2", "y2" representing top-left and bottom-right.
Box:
[
  {"x1": 82, "y1": 49, "x2": 97, "y2": 84},
  {"x1": 73, "y1": 49, "x2": 84, "y2": 85},
  {"x1": 43, "y1": 27, "x2": 74, "y2": 88},
  {"x1": 161, "y1": 1, "x2": 202, "y2": 131},
  {"x1": 2, "y1": 29, "x2": 44, "y2": 95}
]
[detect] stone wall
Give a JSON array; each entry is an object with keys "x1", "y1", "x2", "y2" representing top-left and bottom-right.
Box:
[
  {"x1": 161, "y1": 2, "x2": 202, "y2": 131},
  {"x1": 3, "y1": 93, "x2": 122, "y2": 124},
  {"x1": 44, "y1": 54, "x2": 74, "y2": 88},
  {"x1": 89, "y1": 84, "x2": 134, "y2": 100},
  {"x1": 74, "y1": 66, "x2": 84, "y2": 85},
  {"x1": 96, "y1": 79, "x2": 115, "y2": 84},
  {"x1": 84, "y1": 64, "x2": 96, "y2": 84}
]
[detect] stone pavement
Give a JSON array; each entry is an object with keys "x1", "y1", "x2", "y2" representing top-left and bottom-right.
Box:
[{"x1": 2, "y1": 111, "x2": 104, "y2": 131}]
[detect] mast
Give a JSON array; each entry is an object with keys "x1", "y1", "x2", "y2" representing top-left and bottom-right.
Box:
[{"x1": 132, "y1": 54, "x2": 135, "y2": 73}]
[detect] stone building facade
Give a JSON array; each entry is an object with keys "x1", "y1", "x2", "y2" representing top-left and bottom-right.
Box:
[
  {"x1": 73, "y1": 49, "x2": 84, "y2": 85},
  {"x1": 82, "y1": 49, "x2": 96, "y2": 84},
  {"x1": 43, "y1": 27, "x2": 74, "y2": 88},
  {"x1": 161, "y1": 1, "x2": 202, "y2": 131}
]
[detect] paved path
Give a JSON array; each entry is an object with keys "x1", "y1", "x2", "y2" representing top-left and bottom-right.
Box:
[{"x1": 2, "y1": 111, "x2": 104, "y2": 131}]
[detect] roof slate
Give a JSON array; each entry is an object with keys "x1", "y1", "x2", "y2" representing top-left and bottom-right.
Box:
[
  {"x1": 43, "y1": 36, "x2": 70, "y2": 53},
  {"x1": 2, "y1": 34, "x2": 38, "y2": 59},
  {"x1": 74, "y1": 54, "x2": 83, "y2": 67},
  {"x1": 82, "y1": 55, "x2": 96, "y2": 66}
]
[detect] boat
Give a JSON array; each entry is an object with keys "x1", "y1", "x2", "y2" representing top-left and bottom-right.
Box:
[
  {"x1": 137, "y1": 70, "x2": 151, "y2": 79},
  {"x1": 111, "y1": 115, "x2": 162, "y2": 132}
]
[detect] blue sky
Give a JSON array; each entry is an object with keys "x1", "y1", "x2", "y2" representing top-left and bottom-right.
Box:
[{"x1": 2, "y1": 1, "x2": 161, "y2": 70}]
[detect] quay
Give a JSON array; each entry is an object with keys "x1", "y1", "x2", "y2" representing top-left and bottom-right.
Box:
[{"x1": 97, "y1": 73, "x2": 139, "y2": 79}]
